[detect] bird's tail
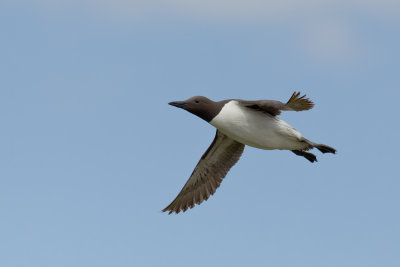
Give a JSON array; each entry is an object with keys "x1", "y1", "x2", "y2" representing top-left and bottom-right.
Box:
[{"x1": 315, "y1": 144, "x2": 336, "y2": 154}]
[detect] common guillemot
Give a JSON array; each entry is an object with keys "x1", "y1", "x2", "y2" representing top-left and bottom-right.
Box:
[{"x1": 163, "y1": 92, "x2": 336, "y2": 214}]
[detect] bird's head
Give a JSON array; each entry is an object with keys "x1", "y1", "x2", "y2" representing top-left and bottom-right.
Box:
[{"x1": 169, "y1": 96, "x2": 219, "y2": 122}]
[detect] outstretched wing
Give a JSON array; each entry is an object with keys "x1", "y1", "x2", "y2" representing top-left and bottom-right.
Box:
[
  {"x1": 162, "y1": 130, "x2": 245, "y2": 214},
  {"x1": 238, "y1": 91, "x2": 314, "y2": 116}
]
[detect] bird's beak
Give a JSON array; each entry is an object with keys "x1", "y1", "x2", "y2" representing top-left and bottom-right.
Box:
[{"x1": 168, "y1": 101, "x2": 187, "y2": 109}]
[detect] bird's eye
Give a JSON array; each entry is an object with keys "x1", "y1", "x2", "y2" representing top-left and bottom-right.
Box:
[{"x1": 195, "y1": 100, "x2": 200, "y2": 103}]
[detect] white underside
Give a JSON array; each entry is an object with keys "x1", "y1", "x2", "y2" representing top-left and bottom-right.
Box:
[{"x1": 210, "y1": 101, "x2": 308, "y2": 150}]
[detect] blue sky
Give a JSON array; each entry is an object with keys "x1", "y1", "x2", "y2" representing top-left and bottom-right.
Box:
[{"x1": 1, "y1": 1, "x2": 399, "y2": 266}]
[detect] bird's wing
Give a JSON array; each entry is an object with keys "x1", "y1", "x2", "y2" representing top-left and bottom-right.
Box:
[
  {"x1": 238, "y1": 91, "x2": 314, "y2": 116},
  {"x1": 162, "y1": 130, "x2": 245, "y2": 214}
]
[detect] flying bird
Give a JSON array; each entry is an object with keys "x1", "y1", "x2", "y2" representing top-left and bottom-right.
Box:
[{"x1": 163, "y1": 92, "x2": 336, "y2": 214}]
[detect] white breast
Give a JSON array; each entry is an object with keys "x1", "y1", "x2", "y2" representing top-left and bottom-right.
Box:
[{"x1": 209, "y1": 101, "x2": 306, "y2": 150}]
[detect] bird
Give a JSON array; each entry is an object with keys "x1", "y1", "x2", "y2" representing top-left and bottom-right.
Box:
[{"x1": 163, "y1": 92, "x2": 336, "y2": 214}]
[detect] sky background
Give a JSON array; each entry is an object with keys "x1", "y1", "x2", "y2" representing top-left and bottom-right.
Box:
[{"x1": 1, "y1": 1, "x2": 399, "y2": 266}]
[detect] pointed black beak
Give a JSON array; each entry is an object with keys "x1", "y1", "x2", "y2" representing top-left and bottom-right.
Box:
[{"x1": 168, "y1": 101, "x2": 187, "y2": 109}]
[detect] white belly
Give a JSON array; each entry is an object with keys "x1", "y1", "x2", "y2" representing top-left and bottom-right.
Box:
[{"x1": 210, "y1": 101, "x2": 307, "y2": 150}]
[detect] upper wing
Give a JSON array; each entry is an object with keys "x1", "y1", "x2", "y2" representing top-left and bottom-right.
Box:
[
  {"x1": 238, "y1": 91, "x2": 314, "y2": 116},
  {"x1": 162, "y1": 130, "x2": 245, "y2": 214}
]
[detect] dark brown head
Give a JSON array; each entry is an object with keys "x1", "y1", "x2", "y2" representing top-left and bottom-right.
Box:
[{"x1": 169, "y1": 96, "x2": 225, "y2": 122}]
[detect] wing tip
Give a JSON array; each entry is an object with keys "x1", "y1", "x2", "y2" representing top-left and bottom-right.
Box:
[
  {"x1": 286, "y1": 91, "x2": 314, "y2": 111},
  {"x1": 162, "y1": 206, "x2": 181, "y2": 215}
]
